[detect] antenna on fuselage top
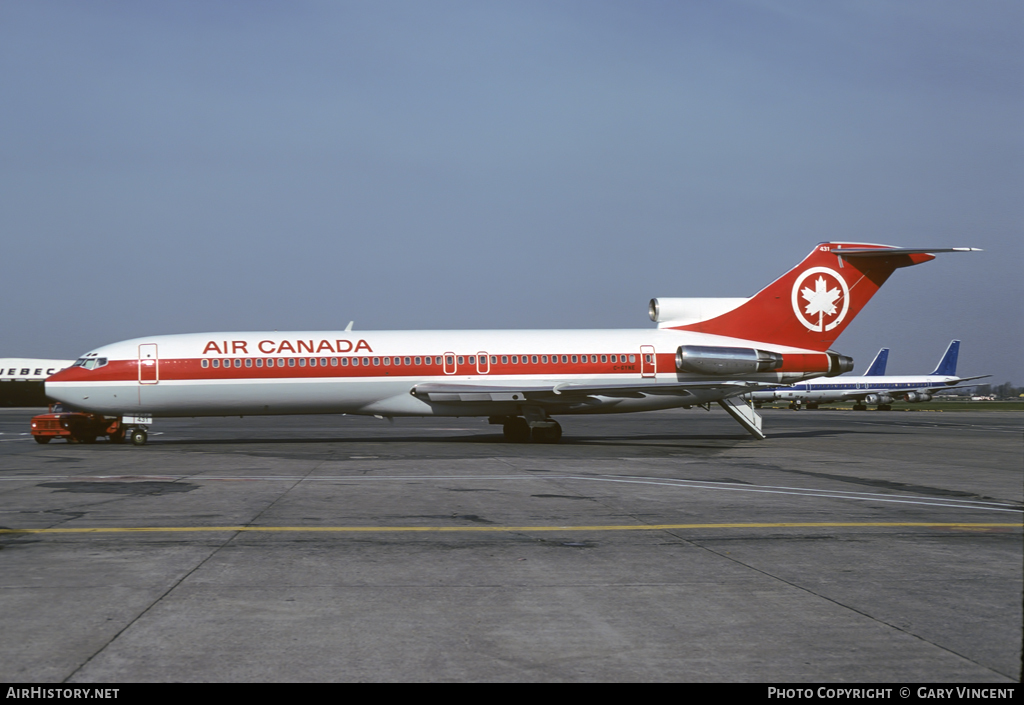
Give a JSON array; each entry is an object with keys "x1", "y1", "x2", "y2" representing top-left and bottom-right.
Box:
[{"x1": 345, "y1": 321, "x2": 354, "y2": 332}]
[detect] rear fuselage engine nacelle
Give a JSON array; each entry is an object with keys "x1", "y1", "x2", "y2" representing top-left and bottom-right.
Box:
[{"x1": 676, "y1": 346, "x2": 784, "y2": 376}]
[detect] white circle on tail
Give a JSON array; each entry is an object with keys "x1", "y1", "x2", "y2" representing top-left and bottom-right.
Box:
[{"x1": 791, "y1": 267, "x2": 850, "y2": 332}]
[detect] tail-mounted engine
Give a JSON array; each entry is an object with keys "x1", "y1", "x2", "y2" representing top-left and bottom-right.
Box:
[
  {"x1": 675, "y1": 346, "x2": 784, "y2": 375},
  {"x1": 824, "y1": 351, "x2": 855, "y2": 377}
]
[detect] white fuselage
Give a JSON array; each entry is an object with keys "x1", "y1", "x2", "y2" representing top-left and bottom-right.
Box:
[
  {"x1": 748, "y1": 374, "x2": 961, "y2": 403},
  {"x1": 46, "y1": 328, "x2": 826, "y2": 419}
]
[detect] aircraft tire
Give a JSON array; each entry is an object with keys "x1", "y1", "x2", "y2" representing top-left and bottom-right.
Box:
[
  {"x1": 502, "y1": 417, "x2": 531, "y2": 443},
  {"x1": 130, "y1": 429, "x2": 148, "y2": 446},
  {"x1": 531, "y1": 422, "x2": 562, "y2": 444}
]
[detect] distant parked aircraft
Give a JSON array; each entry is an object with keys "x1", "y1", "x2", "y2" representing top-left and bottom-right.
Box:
[{"x1": 746, "y1": 340, "x2": 988, "y2": 410}]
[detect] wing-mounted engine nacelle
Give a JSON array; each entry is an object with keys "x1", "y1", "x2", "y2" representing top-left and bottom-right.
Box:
[
  {"x1": 904, "y1": 392, "x2": 932, "y2": 403},
  {"x1": 865, "y1": 394, "x2": 894, "y2": 405},
  {"x1": 825, "y1": 351, "x2": 855, "y2": 377},
  {"x1": 675, "y1": 346, "x2": 784, "y2": 375}
]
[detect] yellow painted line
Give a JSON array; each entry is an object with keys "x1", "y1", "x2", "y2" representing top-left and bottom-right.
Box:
[{"x1": 0, "y1": 522, "x2": 1020, "y2": 535}]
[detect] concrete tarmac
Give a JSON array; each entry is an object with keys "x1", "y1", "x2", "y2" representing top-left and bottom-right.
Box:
[{"x1": 0, "y1": 407, "x2": 1020, "y2": 682}]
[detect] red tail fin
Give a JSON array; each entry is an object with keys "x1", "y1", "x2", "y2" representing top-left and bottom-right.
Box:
[{"x1": 671, "y1": 243, "x2": 938, "y2": 351}]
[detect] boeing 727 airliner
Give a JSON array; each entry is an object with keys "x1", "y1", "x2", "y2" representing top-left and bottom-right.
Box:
[
  {"x1": 747, "y1": 340, "x2": 989, "y2": 410},
  {"x1": 44, "y1": 242, "x2": 978, "y2": 444}
]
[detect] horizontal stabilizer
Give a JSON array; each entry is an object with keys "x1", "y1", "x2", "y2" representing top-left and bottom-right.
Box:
[{"x1": 832, "y1": 247, "x2": 982, "y2": 257}]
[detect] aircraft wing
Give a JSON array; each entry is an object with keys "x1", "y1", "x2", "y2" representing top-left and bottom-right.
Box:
[{"x1": 411, "y1": 380, "x2": 776, "y2": 403}]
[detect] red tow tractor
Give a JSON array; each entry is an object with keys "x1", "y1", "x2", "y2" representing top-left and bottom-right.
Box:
[{"x1": 30, "y1": 404, "x2": 124, "y2": 444}]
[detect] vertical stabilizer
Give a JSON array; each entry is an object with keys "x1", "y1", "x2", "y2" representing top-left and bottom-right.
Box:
[
  {"x1": 671, "y1": 243, "x2": 942, "y2": 351},
  {"x1": 864, "y1": 348, "x2": 889, "y2": 376},
  {"x1": 930, "y1": 340, "x2": 960, "y2": 376}
]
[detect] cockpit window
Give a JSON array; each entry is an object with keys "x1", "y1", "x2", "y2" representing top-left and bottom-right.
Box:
[{"x1": 80, "y1": 357, "x2": 108, "y2": 370}]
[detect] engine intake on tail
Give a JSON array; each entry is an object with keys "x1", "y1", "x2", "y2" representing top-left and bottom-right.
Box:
[{"x1": 675, "y1": 346, "x2": 784, "y2": 375}]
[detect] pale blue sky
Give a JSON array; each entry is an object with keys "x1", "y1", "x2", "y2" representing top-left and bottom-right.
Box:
[{"x1": 2, "y1": 1, "x2": 1021, "y2": 382}]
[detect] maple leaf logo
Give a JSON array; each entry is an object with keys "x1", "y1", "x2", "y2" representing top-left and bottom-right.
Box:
[
  {"x1": 791, "y1": 267, "x2": 850, "y2": 332},
  {"x1": 801, "y1": 276, "x2": 841, "y2": 319}
]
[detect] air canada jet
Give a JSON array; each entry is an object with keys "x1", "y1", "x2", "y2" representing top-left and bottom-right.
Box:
[
  {"x1": 45, "y1": 243, "x2": 978, "y2": 445},
  {"x1": 747, "y1": 340, "x2": 989, "y2": 410}
]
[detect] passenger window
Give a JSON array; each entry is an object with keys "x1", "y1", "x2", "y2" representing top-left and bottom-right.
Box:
[
  {"x1": 446, "y1": 356, "x2": 454, "y2": 365},
  {"x1": 601, "y1": 355, "x2": 607, "y2": 363},
  {"x1": 277, "y1": 358, "x2": 285, "y2": 367},
  {"x1": 202, "y1": 359, "x2": 209, "y2": 368},
  {"x1": 383, "y1": 357, "x2": 390, "y2": 366},
  {"x1": 321, "y1": 358, "x2": 328, "y2": 366},
  {"x1": 468, "y1": 356, "x2": 474, "y2": 365},
  {"x1": 289, "y1": 359, "x2": 296, "y2": 367},
  {"x1": 458, "y1": 356, "x2": 464, "y2": 365},
  {"x1": 256, "y1": 359, "x2": 263, "y2": 368},
  {"x1": 299, "y1": 359, "x2": 306, "y2": 367},
  {"x1": 245, "y1": 359, "x2": 253, "y2": 367},
  {"x1": 234, "y1": 359, "x2": 242, "y2": 368},
  {"x1": 629, "y1": 355, "x2": 636, "y2": 363},
  {"x1": 490, "y1": 356, "x2": 496, "y2": 364},
  {"x1": 531, "y1": 355, "x2": 538, "y2": 364},
  {"x1": 511, "y1": 356, "x2": 518, "y2": 364},
  {"x1": 541, "y1": 355, "x2": 548, "y2": 363},
  {"x1": 501, "y1": 356, "x2": 508, "y2": 364},
  {"x1": 331, "y1": 358, "x2": 337, "y2": 366},
  {"x1": 610, "y1": 355, "x2": 617, "y2": 362},
  {"x1": 414, "y1": 357, "x2": 421, "y2": 365},
  {"x1": 404, "y1": 357, "x2": 411, "y2": 365},
  {"x1": 373, "y1": 358, "x2": 380, "y2": 365}
]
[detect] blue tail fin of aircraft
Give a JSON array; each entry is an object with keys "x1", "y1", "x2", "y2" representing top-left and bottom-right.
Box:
[
  {"x1": 930, "y1": 340, "x2": 960, "y2": 376},
  {"x1": 863, "y1": 348, "x2": 889, "y2": 376}
]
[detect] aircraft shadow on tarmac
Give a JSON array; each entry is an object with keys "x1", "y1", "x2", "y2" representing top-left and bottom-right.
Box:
[{"x1": 117, "y1": 426, "x2": 879, "y2": 449}]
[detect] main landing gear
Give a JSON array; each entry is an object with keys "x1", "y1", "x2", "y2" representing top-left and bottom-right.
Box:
[{"x1": 492, "y1": 416, "x2": 563, "y2": 444}]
